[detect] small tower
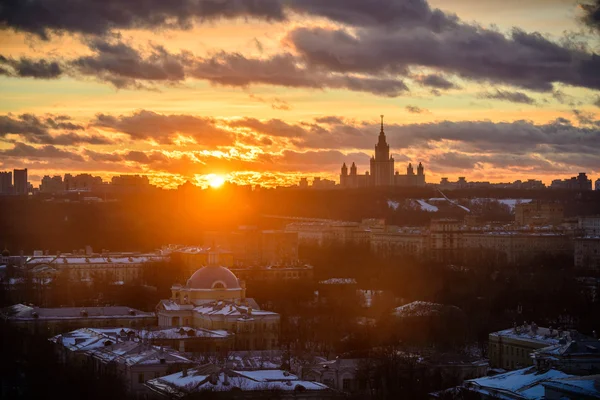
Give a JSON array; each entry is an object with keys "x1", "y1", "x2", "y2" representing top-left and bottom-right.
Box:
[
  {"x1": 417, "y1": 162, "x2": 424, "y2": 176},
  {"x1": 407, "y1": 163, "x2": 414, "y2": 176},
  {"x1": 350, "y1": 162, "x2": 357, "y2": 176},
  {"x1": 341, "y1": 163, "x2": 348, "y2": 176}
]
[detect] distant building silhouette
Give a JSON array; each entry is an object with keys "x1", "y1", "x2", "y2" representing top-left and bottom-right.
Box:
[
  {"x1": 551, "y1": 172, "x2": 592, "y2": 190},
  {"x1": 340, "y1": 116, "x2": 425, "y2": 188},
  {"x1": 0, "y1": 171, "x2": 12, "y2": 194},
  {"x1": 13, "y1": 168, "x2": 28, "y2": 195}
]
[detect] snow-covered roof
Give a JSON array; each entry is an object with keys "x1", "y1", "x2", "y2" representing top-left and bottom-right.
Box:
[
  {"x1": 319, "y1": 278, "x2": 357, "y2": 285},
  {"x1": 2, "y1": 304, "x2": 154, "y2": 320},
  {"x1": 541, "y1": 375, "x2": 600, "y2": 398},
  {"x1": 25, "y1": 254, "x2": 166, "y2": 266},
  {"x1": 89, "y1": 341, "x2": 192, "y2": 366},
  {"x1": 490, "y1": 326, "x2": 563, "y2": 346},
  {"x1": 146, "y1": 368, "x2": 332, "y2": 397},
  {"x1": 139, "y1": 327, "x2": 231, "y2": 340},
  {"x1": 393, "y1": 301, "x2": 462, "y2": 318},
  {"x1": 464, "y1": 367, "x2": 572, "y2": 399}
]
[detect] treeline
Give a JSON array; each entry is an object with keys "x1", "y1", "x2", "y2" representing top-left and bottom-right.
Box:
[{"x1": 3, "y1": 187, "x2": 600, "y2": 253}]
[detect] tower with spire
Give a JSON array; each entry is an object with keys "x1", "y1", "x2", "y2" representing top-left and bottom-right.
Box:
[
  {"x1": 338, "y1": 115, "x2": 425, "y2": 188},
  {"x1": 370, "y1": 115, "x2": 395, "y2": 186}
]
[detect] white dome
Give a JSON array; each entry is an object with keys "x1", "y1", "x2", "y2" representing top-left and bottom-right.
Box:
[{"x1": 185, "y1": 266, "x2": 241, "y2": 290}]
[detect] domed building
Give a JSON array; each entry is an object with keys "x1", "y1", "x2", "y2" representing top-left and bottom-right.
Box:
[
  {"x1": 156, "y1": 262, "x2": 280, "y2": 351},
  {"x1": 172, "y1": 265, "x2": 246, "y2": 304}
]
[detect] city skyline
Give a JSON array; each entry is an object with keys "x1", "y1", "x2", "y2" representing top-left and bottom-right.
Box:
[{"x1": 1, "y1": 0, "x2": 599, "y2": 189}]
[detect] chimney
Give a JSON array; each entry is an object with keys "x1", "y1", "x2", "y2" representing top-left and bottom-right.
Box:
[{"x1": 182, "y1": 368, "x2": 188, "y2": 377}]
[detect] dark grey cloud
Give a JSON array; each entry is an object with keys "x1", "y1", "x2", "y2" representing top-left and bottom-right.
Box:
[
  {"x1": 0, "y1": 0, "x2": 286, "y2": 39},
  {"x1": 286, "y1": 18, "x2": 600, "y2": 92},
  {"x1": 314, "y1": 116, "x2": 345, "y2": 125},
  {"x1": 415, "y1": 73, "x2": 457, "y2": 90},
  {"x1": 289, "y1": 0, "x2": 459, "y2": 30},
  {"x1": 2, "y1": 40, "x2": 411, "y2": 97},
  {"x1": 83, "y1": 149, "x2": 124, "y2": 163},
  {"x1": 0, "y1": 113, "x2": 114, "y2": 145},
  {"x1": 405, "y1": 105, "x2": 428, "y2": 114},
  {"x1": 189, "y1": 52, "x2": 409, "y2": 97},
  {"x1": 572, "y1": 109, "x2": 600, "y2": 126},
  {"x1": 92, "y1": 110, "x2": 235, "y2": 146},
  {"x1": 481, "y1": 89, "x2": 537, "y2": 105},
  {"x1": 0, "y1": 55, "x2": 62, "y2": 78},
  {"x1": 0, "y1": 142, "x2": 84, "y2": 161},
  {"x1": 72, "y1": 38, "x2": 186, "y2": 89},
  {"x1": 580, "y1": 0, "x2": 600, "y2": 34},
  {"x1": 278, "y1": 150, "x2": 371, "y2": 168},
  {"x1": 228, "y1": 118, "x2": 310, "y2": 138},
  {"x1": 429, "y1": 152, "x2": 479, "y2": 169}
]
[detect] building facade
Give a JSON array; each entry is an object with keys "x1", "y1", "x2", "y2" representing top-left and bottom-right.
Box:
[
  {"x1": 2, "y1": 304, "x2": 156, "y2": 335},
  {"x1": 488, "y1": 324, "x2": 563, "y2": 370},
  {"x1": 574, "y1": 237, "x2": 600, "y2": 270},
  {"x1": 340, "y1": 117, "x2": 425, "y2": 188},
  {"x1": 156, "y1": 265, "x2": 280, "y2": 351},
  {"x1": 515, "y1": 201, "x2": 564, "y2": 226},
  {"x1": 0, "y1": 171, "x2": 12, "y2": 194},
  {"x1": 13, "y1": 168, "x2": 28, "y2": 195}
]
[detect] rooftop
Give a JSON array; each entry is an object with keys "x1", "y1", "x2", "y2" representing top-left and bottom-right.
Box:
[
  {"x1": 542, "y1": 375, "x2": 600, "y2": 398},
  {"x1": 2, "y1": 304, "x2": 154, "y2": 320},
  {"x1": 393, "y1": 301, "x2": 463, "y2": 318},
  {"x1": 145, "y1": 368, "x2": 332, "y2": 397},
  {"x1": 490, "y1": 324, "x2": 565, "y2": 346},
  {"x1": 464, "y1": 367, "x2": 572, "y2": 399}
]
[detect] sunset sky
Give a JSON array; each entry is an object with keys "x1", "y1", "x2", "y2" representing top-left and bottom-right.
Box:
[{"x1": 1, "y1": 0, "x2": 599, "y2": 188}]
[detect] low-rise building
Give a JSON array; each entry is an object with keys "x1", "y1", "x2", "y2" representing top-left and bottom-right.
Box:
[
  {"x1": 156, "y1": 265, "x2": 280, "y2": 351},
  {"x1": 515, "y1": 201, "x2": 564, "y2": 226},
  {"x1": 89, "y1": 340, "x2": 193, "y2": 397},
  {"x1": 542, "y1": 375, "x2": 600, "y2": 399},
  {"x1": 488, "y1": 323, "x2": 564, "y2": 370},
  {"x1": 2, "y1": 304, "x2": 156, "y2": 335},
  {"x1": 579, "y1": 216, "x2": 600, "y2": 236},
  {"x1": 533, "y1": 336, "x2": 600, "y2": 376},
  {"x1": 370, "y1": 228, "x2": 428, "y2": 257},
  {"x1": 146, "y1": 366, "x2": 340, "y2": 399},
  {"x1": 575, "y1": 237, "x2": 600, "y2": 270},
  {"x1": 24, "y1": 252, "x2": 168, "y2": 284},
  {"x1": 231, "y1": 264, "x2": 314, "y2": 282},
  {"x1": 301, "y1": 358, "x2": 363, "y2": 393},
  {"x1": 451, "y1": 367, "x2": 573, "y2": 399}
]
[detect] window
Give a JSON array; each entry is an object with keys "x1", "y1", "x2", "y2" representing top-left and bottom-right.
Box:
[
  {"x1": 138, "y1": 373, "x2": 144, "y2": 383},
  {"x1": 343, "y1": 379, "x2": 353, "y2": 391}
]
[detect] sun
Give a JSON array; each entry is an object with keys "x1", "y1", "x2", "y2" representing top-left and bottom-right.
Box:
[{"x1": 207, "y1": 174, "x2": 226, "y2": 188}]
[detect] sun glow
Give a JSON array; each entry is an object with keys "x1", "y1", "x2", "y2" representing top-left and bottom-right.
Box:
[{"x1": 206, "y1": 174, "x2": 226, "y2": 188}]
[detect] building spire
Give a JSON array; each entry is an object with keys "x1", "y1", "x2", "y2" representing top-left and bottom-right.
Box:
[{"x1": 380, "y1": 115, "x2": 384, "y2": 133}]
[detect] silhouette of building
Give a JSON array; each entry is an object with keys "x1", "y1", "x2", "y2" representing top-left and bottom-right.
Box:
[
  {"x1": 0, "y1": 171, "x2": 12, "y2": 194},
  {"x1": 551, "y1": 172, "x2": 592, "y2": 190},
  {"x1": 340, "y1": 116, "x2": 425, "y2": 188},
  {"x1": 40, "y1": 175, "x2": 64, "y2": 193},
  {"x1": 595, "y1": 178, "x2": 600, "y2": 191},
  {"x1": 13, "y1": 168, "x2": 28, "y2": 195}
]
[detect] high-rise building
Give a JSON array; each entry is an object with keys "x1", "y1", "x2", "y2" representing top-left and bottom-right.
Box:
[
  {"x1": 40, "y1": 175, "x2": 64, "y2": 193},
  {"x1": 13, "y1": 168, "x2": 28, "y2": 195},
  {"x1": 370, "y1": 115, "x2": 395, "y2": 186},
  {"x1": 550, "y1": 172, "x2": 592, "y2": 190},
  {"x1": 340, "y1": 116, "x2": 425, "y2": 188},
  {"x1": 0, "y1": 171, "x2": 12, "y2": 194}
]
